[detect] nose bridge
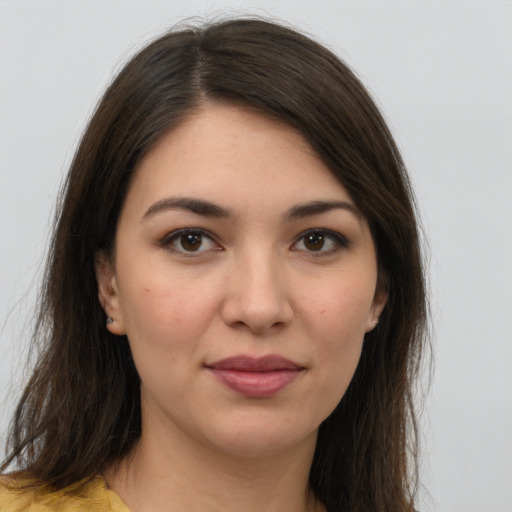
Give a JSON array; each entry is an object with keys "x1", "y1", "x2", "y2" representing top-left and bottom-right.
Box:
[
  {"x1": 222, "y1": 241, "x2": 293, "y2": 332},
  {"x1": 241, "y1": 244, "x2": 280, "y2": 299}
]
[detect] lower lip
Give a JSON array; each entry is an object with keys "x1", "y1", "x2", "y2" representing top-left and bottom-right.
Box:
[{"x1": 208, "y1": 368, "x2": 302, "y2": 398}]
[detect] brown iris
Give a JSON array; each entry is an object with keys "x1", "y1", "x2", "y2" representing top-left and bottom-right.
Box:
[
  {"x1": 180, "y1": 232, "x2": 202, "y2": 251},
  {"x1": 304, "y1": 232, "x2": 325, "y2": 251}
]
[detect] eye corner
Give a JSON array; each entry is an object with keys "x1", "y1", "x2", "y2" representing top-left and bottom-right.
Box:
[
  {"x1": 158, "y1": 228, "x2": 223, "y2": 256},
  {"x1": 291, "y1": 228, "x2": 350, "y2": 257}
]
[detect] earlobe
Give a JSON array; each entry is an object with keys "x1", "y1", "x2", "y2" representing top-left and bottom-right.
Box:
[
  {"x1": 94, "y1": 252, "x2": 126, "y2": 335},
  {"x1": 365, "y1": 290, "x2": 388, "y2": 333}
]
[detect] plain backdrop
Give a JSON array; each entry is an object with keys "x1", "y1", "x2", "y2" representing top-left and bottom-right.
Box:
[{"x1": 1, "y1": 1, "x2": 511, "y2": 511}]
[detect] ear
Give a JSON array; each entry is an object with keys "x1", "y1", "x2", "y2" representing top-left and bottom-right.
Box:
[
  {"x1": 95, "y1": 252, "x2": 126, "y2": 335},
  {"x1": 365, "y1": 289, "x2": 388, "y2": 333}
]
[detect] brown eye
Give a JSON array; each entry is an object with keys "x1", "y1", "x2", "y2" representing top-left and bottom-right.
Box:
[
  {"x1": 180, "y1": 232, "x2": 203, "y2": 251},
  {"x1": 292, "y1": 229, "x2": 349, "y2": 257},
  {"x1": 304, "y1": 232, "x2": 325, "y2": 251},
  {"x1": 161, "y1": 229, "x2": 220, "y2": 255}
]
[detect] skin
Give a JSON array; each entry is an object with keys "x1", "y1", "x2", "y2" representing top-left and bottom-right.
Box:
[{"x1": 97, "y1": 103, "x2": 386, "y2": 512}]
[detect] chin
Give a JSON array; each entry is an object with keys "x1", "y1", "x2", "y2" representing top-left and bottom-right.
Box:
[{"x1": 200, "y1": 413, "x2": 319, "y2": 460}]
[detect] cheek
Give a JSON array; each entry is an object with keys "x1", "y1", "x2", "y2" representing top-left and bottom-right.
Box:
[
  {"x1": 119, "y1": 274, "x2": 223, "y2": 403},
  {"x1": 302, "y1": 274, "x2": 376, "y2": 341},
  {"x1": 300, "y1": 275, "x2": 375, "y2": 402},
  {"x1": 118, "y1": 266, "x2": 222, "y2": 353}
]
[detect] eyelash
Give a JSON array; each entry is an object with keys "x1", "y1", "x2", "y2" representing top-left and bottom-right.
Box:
[
  {"x1": 291, "y1": 229, "x2": 349, "y2": 257},
  {"x1": 158, "y1": 229, "x2": 222, "y2": 256},
  {"x1": 158, "y1": 228, "x2": 349, "y2": 257}
]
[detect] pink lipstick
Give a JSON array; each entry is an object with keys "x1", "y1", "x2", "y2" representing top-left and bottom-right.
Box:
[{"x1": 206, "y1": 355, "x2": 304, "y2": 398}]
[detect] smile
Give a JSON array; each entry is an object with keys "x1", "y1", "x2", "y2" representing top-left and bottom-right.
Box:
[{"x1": 205, "y1": 355, "x2": 305, "y2": 398}]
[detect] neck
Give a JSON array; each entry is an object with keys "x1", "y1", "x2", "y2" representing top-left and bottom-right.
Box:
[{"x1": 104, "y1": 419, "x2": 322, "y2": 512}]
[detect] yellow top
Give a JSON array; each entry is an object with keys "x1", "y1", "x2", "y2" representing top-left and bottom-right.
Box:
[{"x1": 0, "y1": 475, "x2": 130, "y2": 512}]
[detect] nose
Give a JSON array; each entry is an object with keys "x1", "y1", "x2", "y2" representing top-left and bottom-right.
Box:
[{"x1": 220, "y1": 249, "x2": 294, "y2": 334}]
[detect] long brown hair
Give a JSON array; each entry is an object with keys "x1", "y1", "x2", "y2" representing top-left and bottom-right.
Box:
[{"x1": 2, "y1": 18, "x2": 429, "y2": 512}]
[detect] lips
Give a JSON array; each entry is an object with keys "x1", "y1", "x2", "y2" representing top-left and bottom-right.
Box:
[{"x1": 205, "y1": 355, "x2": 304, "y2": 398}]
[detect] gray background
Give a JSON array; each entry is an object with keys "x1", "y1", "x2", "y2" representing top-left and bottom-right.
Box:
[{"x1": 1, "y1": 1, "x2": 511, "y2": 511}]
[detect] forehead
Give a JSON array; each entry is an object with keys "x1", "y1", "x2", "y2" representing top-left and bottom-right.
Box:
[{"x1": 125, "y1": 103, "x2": 354, "y2": 216}]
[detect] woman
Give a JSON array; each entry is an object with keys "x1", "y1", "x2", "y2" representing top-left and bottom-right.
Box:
[{"x1": 0, "y1": 18, "x2": 428, "y2": 512}]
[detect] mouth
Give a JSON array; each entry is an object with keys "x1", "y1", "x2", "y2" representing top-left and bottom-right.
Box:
[{"x1": 205, "y1": 355, "x2": 305, "y2": 398}]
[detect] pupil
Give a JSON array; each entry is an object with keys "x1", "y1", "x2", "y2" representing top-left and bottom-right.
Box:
[
  {"x1": 305, "y1": 232, "x2": 324, "y2": 251},
  {"x1": 181, "y1": 233, "x2": 202, "y2": 251}
]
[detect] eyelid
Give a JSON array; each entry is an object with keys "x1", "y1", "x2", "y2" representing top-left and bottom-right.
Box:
[
  {"x1": 291, "y1": 228, "x2": 349, "y2": 256},
  {"x1": 157, "y1": 227, "x2": 348, "y2": 257},
  {"x1": 158, "y1": 228, "x2": 223, "y2": 255}
]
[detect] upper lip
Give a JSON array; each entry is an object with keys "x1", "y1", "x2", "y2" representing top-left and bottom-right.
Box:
[{"x1": 205, "y1": 355, "x2": 304, "y2": 372}]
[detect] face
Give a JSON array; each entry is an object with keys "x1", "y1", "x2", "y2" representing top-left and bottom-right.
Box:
[{"x1": 97, "y1": 103, "x2": 386, "y2": 459}]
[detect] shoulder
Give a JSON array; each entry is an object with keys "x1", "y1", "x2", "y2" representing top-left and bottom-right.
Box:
[{"x1": 0, "y1": 474, "x2": 130, "y2": 512}]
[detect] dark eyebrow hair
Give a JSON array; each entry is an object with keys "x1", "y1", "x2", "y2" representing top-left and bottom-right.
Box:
[
  {"x1": 142, "y1": 197, "x2": 361, "y2": 222},
  {"x1": 143, "y1": 197, "x2": 232, "y2": 220},
  {"x1": 286, "y1": 200, "x2": 361, "y2": 220}
]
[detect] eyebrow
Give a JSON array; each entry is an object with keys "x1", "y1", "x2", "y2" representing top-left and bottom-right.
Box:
[
  {"x1": 143, "y1": 197, "x2": 232, "y2": 220},
  {"x1": 286, "y1": 200, "x2": 361, "y2": 220},
  {"x1": 142, "y1": 197, "x2": 360, "y2": 221}
]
